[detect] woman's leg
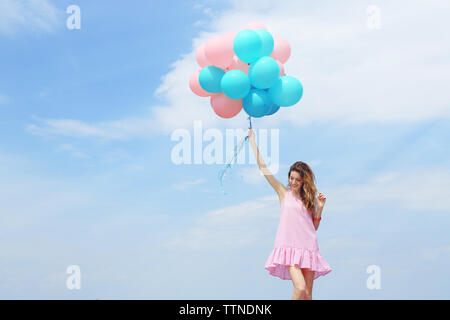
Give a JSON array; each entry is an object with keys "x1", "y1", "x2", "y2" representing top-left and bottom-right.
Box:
[
  {"x1": 288, "y1": 265, "x2": 307, "y2": 300},
  {"x1": 301, "y1": 268, "x2": 315, "y2": 300}
]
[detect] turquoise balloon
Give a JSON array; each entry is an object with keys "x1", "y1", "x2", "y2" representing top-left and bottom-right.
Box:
[
  {"x1": 243, "y1": 89, "x2": 271, "y2": 118},
  {"x1": 220, "y1": 70, "x2": 250, "y2": 99},
  {"x1": 199, "y1": 66, "x2": 225, "y2": 93},
  {"x1": 254, "y1": 29, "x2": 274, "y2": 56},
  {"x1": 268, "y1": 76, "x2": 303, "y2": 107},
  {"x1": 265, "y1": 103, "x2": 280, "y2": 116},
  {"x1": 248, "y1": 56, "x2": 280, "y2": 89},
  {"x1": 233, "y1": 29, "x2": 263, "y2": 63}
]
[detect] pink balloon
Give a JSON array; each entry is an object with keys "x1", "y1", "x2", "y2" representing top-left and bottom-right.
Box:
[
  {"x1": 196, "y1": 43, "x2": 210, "y2": 68},
  {"x1": 189, "y1": 70, "x2": 214, "y2": 97},
  {"x1": 210, "y1": 93, "x2": 243, "y2": 119},
  {"x1": 204, "y1": 35, "x2": 234, "y2": 69},
  {"x1": 226, "y1": 55, "x2": 250, "y2": 74},
  {"x1": 275, "y1": 60, "x2": 285, "y2": 76},
  {"x1": 245, "y1": 21, "x2": 268, "y2": 30},
  {"x1": 271, "y1": 37, "x2": 291, "y2": 64},
  {"x1": 225, "y1": 31, "x2": 238, "y2": 39}
]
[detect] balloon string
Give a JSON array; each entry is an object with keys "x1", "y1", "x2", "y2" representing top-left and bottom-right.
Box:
[{"x1": 218, "y1": 116, "x2": 252, "y2": 195}]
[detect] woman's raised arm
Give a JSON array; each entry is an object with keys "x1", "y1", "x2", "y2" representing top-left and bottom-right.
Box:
[{"x1": 248, "y1": 128, "x2": 286, "y2": 197}]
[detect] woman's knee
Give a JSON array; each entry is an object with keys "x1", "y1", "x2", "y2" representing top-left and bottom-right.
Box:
[{"x1": 293, "y1": 286, "x2": 307, "y2": 298}]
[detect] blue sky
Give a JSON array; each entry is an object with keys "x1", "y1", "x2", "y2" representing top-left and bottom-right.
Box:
[{"x1": 1, "y1": 0, "x2": 450, "y2": 299}]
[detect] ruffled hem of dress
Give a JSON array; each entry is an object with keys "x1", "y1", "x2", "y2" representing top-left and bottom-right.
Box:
[{"x1": 264, "y1": 246, "x2": 332, "y2": 280}]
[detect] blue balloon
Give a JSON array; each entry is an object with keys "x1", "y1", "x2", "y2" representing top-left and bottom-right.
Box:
[
  {"x1": 265, "y1": 103, "x2": 280, "y2": 116},
  {"x1": 220, "y1": 70, "x2": 250, "y2": 99},
  {"x1": 233, "y1": 29, "x2": 263, "y2": 63},
  {"x1": 243, "y1": 89, "x2": 272, "y2": 118},
  {"x1": 199, "y1": 66, "x2": 225, "y2": 93},
  {"x1": 248, "y1": 56, "x2": 280, "y2": 89},
  {"x1": 254, "y1": 29, "x2": 274, "y2": 56},
  {"x1": 268, "y1": 76, "x2": 303, "y2": 107}
]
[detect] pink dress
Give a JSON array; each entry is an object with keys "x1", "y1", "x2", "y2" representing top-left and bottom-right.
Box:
[{"x1": 265, "y1": 187, "x2": 332, "y2": 280}]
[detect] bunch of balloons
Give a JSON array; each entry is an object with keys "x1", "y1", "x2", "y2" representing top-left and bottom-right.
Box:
[{"x1": 189, "y1": 22, "x2": 303, "y2": 119}]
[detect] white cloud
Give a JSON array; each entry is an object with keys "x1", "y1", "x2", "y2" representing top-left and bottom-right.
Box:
[
  {"x1": 99, "y1": 149, "x2": 132, "y2": 164},
  {"x1": 321, "y1": 237, "x2": 379, "y2": 252},
  {"x1": 26, "y1": 116, "x2": 159, "y2": 141},
  {"x1": 326, "y1": 167, "x2": 450, "y2": 214},
  {"x1": 56, "y1": 143, "x2": 90, "y2": 159},
  {"x1": 161, "y1": 194, "x2": 278, "y2": 251},
  {"x1": 0, "y1": 0, "x2": 61, "y2": 35},
  {"x1": 52, "y1": 143, "x2": 137, "y2": 166},
  {"x1": 161, "y1": 166, "x2": 450, "y2": 252},
  {"x1": 238, "y1": 166, "x2": 265, "y2": 185},
  {"x1": 171, "y1": 178, "x2": 206, "y2": 190},
  {"x1": 144, "y1": 0, "x2": 450, "y2": 136},
  {"x1": 26, "y1": 0, "x2": 450, "y2": 141}
]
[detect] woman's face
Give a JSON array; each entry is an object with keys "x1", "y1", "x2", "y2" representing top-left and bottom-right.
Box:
[{"x1": 289, "y1": 170, "x2": 303, "y2": 191}]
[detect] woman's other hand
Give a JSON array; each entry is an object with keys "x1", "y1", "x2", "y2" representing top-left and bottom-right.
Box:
[{"x1": 317, "y1": 192, "x2": 327, "y2": 209}]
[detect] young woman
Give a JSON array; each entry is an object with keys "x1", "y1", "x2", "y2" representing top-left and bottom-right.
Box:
[{"x1": 248, "y1": 128, "x2": 332, "y2": 300}]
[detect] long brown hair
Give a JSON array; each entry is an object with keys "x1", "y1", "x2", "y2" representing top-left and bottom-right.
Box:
[{"x1": 288, "y1": 161, "x2": 317, "y2": 214}]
